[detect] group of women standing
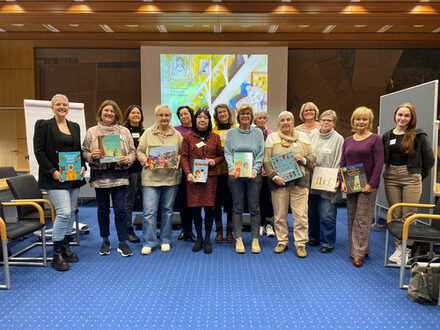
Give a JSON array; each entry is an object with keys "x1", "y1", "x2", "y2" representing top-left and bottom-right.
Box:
[{"x1": 34, "y1": 94, "x2": 434, "y2": 271}]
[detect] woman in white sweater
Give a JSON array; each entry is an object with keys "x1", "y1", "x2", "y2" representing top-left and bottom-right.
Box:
[{"x1": 308, "y1": 110, "x2": 344, "y2": 253}]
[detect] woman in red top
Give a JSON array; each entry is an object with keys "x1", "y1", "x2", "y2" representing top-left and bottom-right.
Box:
[{"x1": 181, "y1": 108, "x2": 224, "y2": 253}]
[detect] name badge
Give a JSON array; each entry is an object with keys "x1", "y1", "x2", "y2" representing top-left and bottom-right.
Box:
[
  {"x1": 196, "y1": 141, "x2": 205, "y2": 148},
  {"x1": 390, "y1": 139, "x2": 396, "y2": 145},
  {"x1": 132, "y1": 133, "x2": 140, "y2": 138}
]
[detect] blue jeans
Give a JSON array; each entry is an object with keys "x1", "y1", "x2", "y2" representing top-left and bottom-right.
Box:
[
  {"x1": 228, "y1": 175, "x2": 262, "y2": 238},
  {"x1": 95, "y1": 186, "x2": 128, "y2": 242},
  {"x1": 308, "y1": 194, "x2": 337, "y2": 248},
  {"x1": 142, "y1": 185, "x2": 179, "y2": 248},
  {"x1": 47, "y1": 188, "x2": 80, "y2": 242}
]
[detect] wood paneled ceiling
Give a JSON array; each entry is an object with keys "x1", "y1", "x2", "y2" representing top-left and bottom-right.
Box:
[{"x1": 0, "y1": 0, "x2": 439, "y2": 48}]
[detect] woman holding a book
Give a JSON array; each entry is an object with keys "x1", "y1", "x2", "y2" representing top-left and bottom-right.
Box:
[
  {"x1": 295, "y1": 102, "x2": 320, "y2": 137},
  {"x1": 382, "y1": 103, "x2": 434, "y2": 265},
  {"x1": 82, "y1": 100, "x2": 136, "y2": 258},
  {"x1": 340, "y1": 106, "x2": 384, "y2": 267},
  {"x1": 224, "y1": 103, "x2": 264, "y2": 254},
  {"x1": 308, "y1": 110, "x2": 344, "y2": 253},
  {"x1": 212, "y1": 104, "x2": 235, "y2": 243},
  {"x1": 123, "y1": 105, "x2": 144, "y2": 244},
  {"x1": 34, "y1": 94, "x2": 86, "y2": 271},
  {"x1": 136, "y1": 105, "x2": 182, "y2": 255},
  {"x1": 264, "y1": 111, "x2": 316, "y2": 258},
  {"x1": 174, "y1": 106, "x2": 196, "y2": 242},
  {"x1": 180, "y1": 108, "x2": 224, "y2": 253}
]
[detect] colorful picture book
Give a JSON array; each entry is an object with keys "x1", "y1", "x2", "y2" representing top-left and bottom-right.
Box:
[
  {"x1": 311, "y1": 167, "x2": 339, "y2": 192},
  {"x1": 58, "y1": 151, "x2": 82, "y2": 181},
  {"x1": 192, "y1": 159, "x2": 209, "y2": 183},
  {"x1": 233, "y1": 152, "x2": 253, "y2": 178},
  {"x1": 147, "y1": 145, "x2": 178, "y2": 169},
  {"x1": 270, "y1": 151, "x2": 303, "y2": 182},
  {"x1": 340, "y1": 163, "x2": 368, "y2": 194},
  {"x1": 98, "y1": 135, "x2": 122, "y2": 163}
]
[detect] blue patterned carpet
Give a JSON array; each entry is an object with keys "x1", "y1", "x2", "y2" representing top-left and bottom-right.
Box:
[{"x1": 1, "y1": 205, "x2": 439, "y2": 328}]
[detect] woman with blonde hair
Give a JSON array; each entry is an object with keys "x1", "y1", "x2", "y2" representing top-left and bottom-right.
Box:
[
  {"x1": 382, "y1": 103, "x2": 434, "y2": 264},
  {"x1": 295, "y1": 102, "x2": 320, "y2": 136},
  {"x1": 340, "y1": 106, "x2": 384, "y2": 267}
]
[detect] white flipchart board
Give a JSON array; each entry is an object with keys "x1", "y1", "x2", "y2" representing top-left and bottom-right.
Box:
[{"x1": 23, "y1": 99, "x2": 87, "y2": 180}]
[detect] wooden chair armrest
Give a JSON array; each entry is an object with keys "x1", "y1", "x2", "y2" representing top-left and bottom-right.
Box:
[
  {"x1": 2, "y1": 201, "x2": 46, "y2": 224},
  {"x1": 386, "y1": 203, "x2": 434, "y2": 223}
]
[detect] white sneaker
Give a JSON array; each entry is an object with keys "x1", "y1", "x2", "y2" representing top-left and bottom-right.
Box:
[
  {"x1": 141, "y1": 246, "x2": 152, "y2": 255},
  {"x1": 259, "y1": 226, "x2": 265, "y2": 237},
  {"x1": 389, "y1": 247, "x2": 402, "y2": 263},
  {"x1": 394, "y1": 249, "x2": 411, "y2": 266},
  {"x1": 161, "y1": 243, "x2": 171, "y2": 252},
  {"x1": 266, "y1": 224, "x2": 275, "y2": 237}
]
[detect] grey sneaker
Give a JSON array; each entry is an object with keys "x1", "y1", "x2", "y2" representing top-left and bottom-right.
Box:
[
  {"x1": 99, "y1": 241, "x2": 111, "y2": 255},
  {"x1": 117, "y1": 242, "x2": 133, "y2": 257}
]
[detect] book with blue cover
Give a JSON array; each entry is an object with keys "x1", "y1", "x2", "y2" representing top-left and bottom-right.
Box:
[
  {"x1": 98, "y1": 134, "x2": 122, "y2": 163},
  {"x1": 192, "y1": 159, "x2": 209, "y2": 183},
  {"x1": 58, "y1": 151, "x2": 82, "y2": 181},
  {"x1": 340, "y1": 163, "x2": 367, "y2": 194},
  {"x1": 269, "y1": 151, "x2": 303, "y2": 182}
]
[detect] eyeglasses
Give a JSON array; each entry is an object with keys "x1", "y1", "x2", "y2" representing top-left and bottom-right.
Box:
[
  {"x1": 240, "y1": 112, "x2": 252, "y2": 116},
  {"x1": 320, "y1": 119, "x2": 334, "y2": 123},
  {"x1": 303, "y1": 109, "x2": 315, "y2": 113}
]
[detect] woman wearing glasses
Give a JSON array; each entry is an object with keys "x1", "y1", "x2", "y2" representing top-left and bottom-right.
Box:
[{"x1": 295, "y1": 102, "x2": 320, "y2": 137}]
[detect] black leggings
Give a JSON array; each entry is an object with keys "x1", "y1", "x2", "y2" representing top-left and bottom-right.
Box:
[{"x1": 192, "y1": 206, "x2": 214, "y2": 239}]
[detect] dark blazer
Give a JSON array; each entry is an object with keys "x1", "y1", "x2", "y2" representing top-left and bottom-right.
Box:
[{"x1": 33, "y1": 117, "x2": 86, "y2": 189}]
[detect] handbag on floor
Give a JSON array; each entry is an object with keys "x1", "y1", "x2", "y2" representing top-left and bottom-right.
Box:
[{"x1": 407, "y1": 257, "x2": 440, "y2": 305}]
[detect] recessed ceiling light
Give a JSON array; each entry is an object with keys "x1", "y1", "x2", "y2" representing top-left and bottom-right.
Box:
[
  {"x1": 299, "y1": 25, "x2": 309, "y2": 28},
  {"x1": 69, "y1": 24, "x2": 80, "y2": 27},
  {"x1": 100, "y1": 24, "x2": 113, "y2": 33},
  {"x1": 214, "y1": 24, "x2": 222, "y2": 33},
  {"x1": 125, "y1": 25, "x2": 139, "y2": 28},
  {"x1": 377, "y1": 25, "x2": 393, "y2": 33},
  {"x1": 74, "y1": 0, "x2": 84, "y2": 2},
  {"x1": 157, "y1": 24, "x2": 167, "y2": 33},
  {"x1": 268, "y1": 25, "x2": 278, "y2": 33},
  {"x1": 10, "y1": 24, "x2": 24, "y2": 27},
  {"x1": 281, "y1": 0, "x2": 291, "y2": 2},
  {"x1": 0, "y1": 28, "x2": 6, "y2": 32},
  {"x1": 350, "y1": 0, "x2": 361, "y2": 2},
  {"x1": 143, "y1": 0, "x2": 153, "y2": 2},
  {"x1": 202, "y1": 25, "x2": 210, "y2": 28},
  {"x1": 355, "y1": 24, "x2": 367, "y2": 28},
  {"x1": 413, "y1": 24, "x2": 424, "y2": 28},
  {"x1": 322, "y1": 25, "x2": 336, "y2": 33},
  {"x1": 43, "y1": 24, "x2": 59, "y2": 32},
  {"x1": 212, "y1": 0, "x2": 222, "y2": 2},
  {"x1": 431, "y1": 27, "x2": 440, "y2": 33},
  {"x1": 419, "y1": 0, "x2": 430, "y2": 2}
]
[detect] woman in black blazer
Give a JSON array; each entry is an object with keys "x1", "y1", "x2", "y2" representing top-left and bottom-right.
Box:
[{"x1": 33, "y1": 94, "x2": 86, "y2": 271}]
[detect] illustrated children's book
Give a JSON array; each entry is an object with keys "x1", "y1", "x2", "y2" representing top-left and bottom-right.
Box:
[
  {"x1": 59, "y1": 151, "x2": 82, "y2": 181},
  {"x1": 269, "y1": 151, "x2": 303, "y2": 182},
  {"x1": 98, "y1": 135, "x2": 122, "y2": 163},
  {"x1": 340, "y1": 163, "x2": 367, "y2": 194},
  {"x1": 311, "y1": 167, "x2": 339, "y2": 192},
  {"x1": 147, "y1": 145, "x2": 178, "y2": 169},
  {"x1": 233, "y1": 152, "x2": 253, "y2": 178},
  {"x1": 192, "y1": 159, "x2": 209, "y2": 183}
]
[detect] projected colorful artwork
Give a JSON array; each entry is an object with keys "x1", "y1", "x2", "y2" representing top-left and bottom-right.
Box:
[{"x1": 160, "y1": 54, "x2": 268, "y2": 126}]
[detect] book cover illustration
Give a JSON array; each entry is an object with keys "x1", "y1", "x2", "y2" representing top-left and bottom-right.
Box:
[
  {"x1": 98, "y1": 134, "x2": 122, "y2": 163},
  {"x1": 192, "y1": 159, "x2": 209, "y2": 183},
  {"x1": 233, "y1": 152, "x2": 253, "y2": 178},
  {"x1": 311, "y1": 167, "x2": 339, "y2": 192},
  {"x1": 59, "y1": 151, "x2": 82, "y2": 181},
  {"x1": 269, "y1": 151, "x2": 303, "y2": 182},
  {"x1": 340, "y1": 163, "x2": 367, "y2": 194},
  {"x1": 147, "y1": 145, "x2": 178, "y2": 169}
]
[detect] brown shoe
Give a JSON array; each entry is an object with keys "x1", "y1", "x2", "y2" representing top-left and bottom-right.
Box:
[
  {"x1": 353, "y1": 258, "x2": 363, "y2": 267},
  {"x1": 215, "y1": 230, "x2": 223, "y2": 243},
  {"x1": 226, "y1": 228, "x2": 234, "y2": 243}
]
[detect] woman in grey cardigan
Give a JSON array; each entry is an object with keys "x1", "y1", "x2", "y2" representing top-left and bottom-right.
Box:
[{"x1": 308, "y1": 110, "x2": 344, "y2": 253}]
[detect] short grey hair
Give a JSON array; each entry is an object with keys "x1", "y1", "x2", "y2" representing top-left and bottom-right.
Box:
[
  {"x1": 299, "y1": 102, "x2": 319, "y2": 122},
  {"x1": 51, "y1": 94, "x2": 69, "y2": 107},
  {"x1": 253, "y1": 110, "x2": 269, "y2": 124},
  {"x1": 154, "y1": 104, "x2": 172, "y2": 116},
  {"x1": 320, "y1": 110, "x2": 338, "y2": 123},
  {"x1": 277, "y1": 111, "x2": 294, "y2": 125}
]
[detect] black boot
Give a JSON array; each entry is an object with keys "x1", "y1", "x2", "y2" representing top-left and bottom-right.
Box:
[
  {"x1": 52, "y1": 241, "x2": 69, "y2": 271},
  {"x1": 62, "y1": 236, "x2": 79, "y2": 263},
  {"x1": 204, "y1": 238, "x2": 212, "y2": 254},
  {"x1": 127, "y1": 227, "x2": 140, "y2": 243},
  {"x1": 192, "y1": 237, "x2": 203, "y2": 252}
]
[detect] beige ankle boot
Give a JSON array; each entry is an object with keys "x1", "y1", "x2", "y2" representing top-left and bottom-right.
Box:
[
  {"x1": 235, "y1": 237, "x2": 245, "y2": 254},
  {"x1": 251, "y1": 238, "x2": 261, "y2": 254}
]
